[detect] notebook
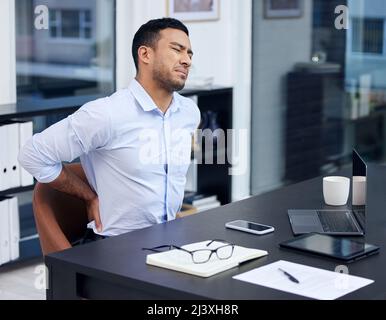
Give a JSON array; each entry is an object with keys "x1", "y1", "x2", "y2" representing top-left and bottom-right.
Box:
[{"x1": 145, "y1": 240, "x2": 268, "y2": 278}]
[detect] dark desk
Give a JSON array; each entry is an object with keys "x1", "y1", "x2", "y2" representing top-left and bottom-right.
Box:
[{"x1": 46, "y1": 164, "x2": 386, "y2": 300}]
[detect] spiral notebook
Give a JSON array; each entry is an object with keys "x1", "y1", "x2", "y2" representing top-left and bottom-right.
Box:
[{"x1": 145, "y1": 240, "x2": 268, "y2": 278}]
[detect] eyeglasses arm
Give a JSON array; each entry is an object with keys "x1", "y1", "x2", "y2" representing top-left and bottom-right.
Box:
[
  {"x1": 206, "y1": 239, "x2": 232, "y2": 247},
  {"x1": 142, "y1": 244, "x2": 186, "y2": 253}
]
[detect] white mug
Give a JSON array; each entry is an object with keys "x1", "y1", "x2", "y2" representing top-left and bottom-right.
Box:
[
  {"x1": 352, "y1": 176, "x2": 366, "y2": 206},
  {"x1": 323, "y1": 176, "x2": 350, "y2": 206}
]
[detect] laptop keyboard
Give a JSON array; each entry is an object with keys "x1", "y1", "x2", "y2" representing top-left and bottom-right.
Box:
[{"x1": 317, "y1": 211, "x2": 359, "y2": 233}]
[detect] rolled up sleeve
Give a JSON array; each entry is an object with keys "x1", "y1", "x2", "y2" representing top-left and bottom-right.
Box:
[{"x1": 18, "y1": 99, "x2": 111, "y2": 183}]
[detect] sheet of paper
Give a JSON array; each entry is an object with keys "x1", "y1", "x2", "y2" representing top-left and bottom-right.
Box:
[{"x1": 233, "y1": 260, "x2": 374, "y2": 300}]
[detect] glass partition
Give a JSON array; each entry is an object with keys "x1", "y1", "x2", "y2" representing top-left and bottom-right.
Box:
[{"x1": 251, "y1": 0, "x2": 386, "y2": 195}]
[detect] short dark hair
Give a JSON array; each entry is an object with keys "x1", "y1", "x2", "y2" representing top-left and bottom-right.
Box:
[{"x1": 132, "y1": 18, "x2": 189, "y2": 71}]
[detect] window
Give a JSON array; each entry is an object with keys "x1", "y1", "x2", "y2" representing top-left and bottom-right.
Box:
[
  {"x1": 50, "y1": 9, "x2": 93, "y2": 39},
  {"x1": 251, "y1": 0, "x2": 386, "y2": 196},
  {"x1": 352, "y1": 18, "x2": 384, "y2": 54},
  {"x1": 15, "y1": 0, "x2": 115, "y2": 101},
  {"x1": 49, "y1": 10, "x2": 59, "y2": 38}
]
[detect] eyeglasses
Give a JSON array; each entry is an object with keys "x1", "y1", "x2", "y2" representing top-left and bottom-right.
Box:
[{"x1": 142, "y1": 239, "x2": 235, "y2": 264}]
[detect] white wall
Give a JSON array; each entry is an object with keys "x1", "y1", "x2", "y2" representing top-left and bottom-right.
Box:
[
  {"x1": 229, "y1": 0, "x2": 252, "y2": 201},
  {"x1": 117, "y1": 0, "x2": 235, "y2": 88},
  {"x1": 0, "y1": 0, "x2": 16, "y2": 104},
  {"x1": 251, "y1": 0, "x2": 313, "y2": 195},
  {"x1": 116, "y1": 0, "x2": 252, "y2": 201}
]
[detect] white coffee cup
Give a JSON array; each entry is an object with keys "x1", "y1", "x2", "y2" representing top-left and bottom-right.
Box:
[
  {"x1": 352, "y1": 176, "x2": 366, "y2": 206},
  {"x1": 323, "y1": 176, "x2": 350, "y2": 206}
]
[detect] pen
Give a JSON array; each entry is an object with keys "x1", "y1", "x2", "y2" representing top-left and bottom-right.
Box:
[{"x1": 278, "y1": 268, "x2": 300, "y2": 284}]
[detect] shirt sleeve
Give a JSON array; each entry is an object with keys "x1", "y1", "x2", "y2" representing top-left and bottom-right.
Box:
[{"x1": 18, "y1": 98, "x2": 112, "y2": 183}]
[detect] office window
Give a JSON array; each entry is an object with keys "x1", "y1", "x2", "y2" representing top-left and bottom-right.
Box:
[
  {"x1": 251, "y1": 0, "x2": 386, "y2": 196},
  {"x1": 49, "y1": 10, "x2": 58, "y2": 37},
  {"x1": 352, "y1": 18, "x2": 384, "y2": 54},
  {"x1": 15, "y1": 0, "x2": 115, "y2": 102},
  {"x1": 49, "y1": 9, "x2": 92, "y2": 39}
]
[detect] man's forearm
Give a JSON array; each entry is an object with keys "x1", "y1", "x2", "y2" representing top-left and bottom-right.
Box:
[{"x1": 48, "y1": 165, "x2": 97, "y2": 202}]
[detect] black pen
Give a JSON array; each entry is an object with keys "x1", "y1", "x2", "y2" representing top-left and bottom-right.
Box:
[{"x1": 278, "y1": 268, "x2": 300, "y2": 284}]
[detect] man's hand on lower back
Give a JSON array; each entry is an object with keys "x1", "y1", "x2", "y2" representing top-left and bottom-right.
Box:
[
  {"x1": 48, "y1": 165, "x2": 103, "y2": 233},
  {"x1": 86, "y1": 196, "x2": 102, "y2": 233}
]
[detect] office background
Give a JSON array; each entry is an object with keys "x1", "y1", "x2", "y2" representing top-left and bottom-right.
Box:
[{"x1": 1, "y1": 0, "x2": 386, "y2": 299}]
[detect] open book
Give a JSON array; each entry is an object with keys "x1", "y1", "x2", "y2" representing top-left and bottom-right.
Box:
[{"x1": 146, "y1": 240, "x2": 268, "y2": 278}]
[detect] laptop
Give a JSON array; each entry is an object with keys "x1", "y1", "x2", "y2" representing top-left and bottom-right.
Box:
[{"x1": 288, "y1": 149, "x2": 367, "y2": 236}]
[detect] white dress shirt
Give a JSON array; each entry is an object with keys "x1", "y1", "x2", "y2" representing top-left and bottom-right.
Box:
[{"x1": 18, "y1": 79, "x2": 201, "y2": 236}]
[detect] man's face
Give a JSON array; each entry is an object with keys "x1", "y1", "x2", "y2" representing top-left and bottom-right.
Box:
[{"x1": 151, "y1": 28, "x2": 193, "y2": 92}]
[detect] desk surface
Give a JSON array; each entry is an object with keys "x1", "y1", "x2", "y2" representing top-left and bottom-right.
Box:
[{"x1": 46, "y1": 164, "x2": 386, "y2": 300}]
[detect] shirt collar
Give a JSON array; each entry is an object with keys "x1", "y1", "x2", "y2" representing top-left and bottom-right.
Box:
[
  {"x1": 129, "y1": 79, "x2": 181, "y2": 114},
  {"x1": 169, "y1": 93, "x2": 181, "y2": 114}
]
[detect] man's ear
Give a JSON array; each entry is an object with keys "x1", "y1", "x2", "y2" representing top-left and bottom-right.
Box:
[{"x1": 137, "y1": 46, "x2": 152, "y2": 66}]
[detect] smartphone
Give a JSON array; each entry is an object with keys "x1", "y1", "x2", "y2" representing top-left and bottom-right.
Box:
[{"x1": 225, "y1": 220, "x2": 274, "y2": 235}]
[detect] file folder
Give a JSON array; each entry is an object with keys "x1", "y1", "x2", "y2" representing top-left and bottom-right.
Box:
[
  {"x1": 0, "y1": 197, "x2": 10, "y2": 265},
  {"x1": 0, "y1": 125, "x2": 7, "y2": 191},
  {"x1": 8, "y1": 196, "x2": 20, "y2": 261},
  {"x1": 18, "y1": 121, "x2": 34, "y2": 187},
  {"x1": 5, "y1": 121, "x2": 21, "y2": 189}
]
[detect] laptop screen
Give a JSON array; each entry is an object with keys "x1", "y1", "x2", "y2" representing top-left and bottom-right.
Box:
[
  {"x1": 352, "y1": 149, "x2": 367, "y2": 232},
  {"x1": 353, "y1": 149, "x2": 367, "y2": 177}
]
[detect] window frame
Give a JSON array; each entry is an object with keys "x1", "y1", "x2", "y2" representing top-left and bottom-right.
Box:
[
  {"x1": 49, "y1": 8, "x2": 94, "y2": 42},
  {"x1": 349, "y1": 16, "x2": 386, "y2": 58}
]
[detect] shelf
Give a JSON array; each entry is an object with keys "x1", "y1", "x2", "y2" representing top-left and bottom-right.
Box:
[
  {"x1": 0, "y1": 185, "x2": 35, "y2": 197},
  {"x1": 0, "y1": 94, "x2": 105, "y2": 121},
  {"x1": 0, "y1": 236, "x2": 42, "y2": 268},
  {"x1": 0, "y1": 88, "x2": 232, "y2": 121},
  {"x1": 180, "y1": 86, "x2": 232, "y2": 97}
]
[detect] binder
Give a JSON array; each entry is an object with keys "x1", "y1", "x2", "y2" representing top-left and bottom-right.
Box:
[
  {"x1": 0, "y1": 125, "x2": 7, "y2": 191},
  {"x1": 8, "y1": 196, "x2": 20, "y2": 261},
  {"x1": 0, "y1": 197, "x2": 10, "y2": 266},
  {"x1": 18, "y1": 121, "x2": 34, "y2": 187},
  {"x1": 5, "y1": 121, "x2": 21, "y2": 189}
]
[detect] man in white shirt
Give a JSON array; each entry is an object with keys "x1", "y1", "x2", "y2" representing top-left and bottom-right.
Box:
[{"x1": 18, "y1": 18, "x2": 200, "y2": 254}]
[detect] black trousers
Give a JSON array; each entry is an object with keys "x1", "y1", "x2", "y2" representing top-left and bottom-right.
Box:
[{"x1": 72, "y1": 229, "x2": 107, "y2": 246}]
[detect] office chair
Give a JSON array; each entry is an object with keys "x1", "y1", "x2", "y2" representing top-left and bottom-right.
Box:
[{"x1": 32, "y1": 163, "x2": 89, "y2": 255}]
